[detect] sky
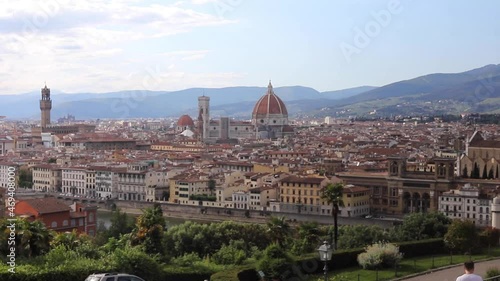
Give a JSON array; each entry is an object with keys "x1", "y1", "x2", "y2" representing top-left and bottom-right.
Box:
[{"x1": 0, "y1": 0, "x2": 499, "y2": 95}]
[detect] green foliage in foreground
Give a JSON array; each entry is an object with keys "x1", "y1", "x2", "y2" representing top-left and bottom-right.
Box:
[
  {"x1": 357, "y1": 242, "x2": 403, "y2": 269},
  {"x1": 486, "y1": 267, "x2": 500, "y2": 278},
  {"x1": 311, "y1": 247, "x2": 500, "y2": 281}
]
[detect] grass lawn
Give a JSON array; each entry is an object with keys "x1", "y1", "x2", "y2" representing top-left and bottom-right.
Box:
[{"x1": 310, "y1": 248, "x2": 500, "y2": 281}]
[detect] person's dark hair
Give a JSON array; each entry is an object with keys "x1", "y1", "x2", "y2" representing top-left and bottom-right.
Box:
[{"x1": 464, "y1": 261, "x2": 475, "y2": 271}]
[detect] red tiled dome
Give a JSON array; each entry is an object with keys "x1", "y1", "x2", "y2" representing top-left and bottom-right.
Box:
[
  {"x1": 252, "y1": 81, "x2": 288, "y2": 117},
  {"x1": 177, "y1": 114, "x2": 194, "y2": 126}
]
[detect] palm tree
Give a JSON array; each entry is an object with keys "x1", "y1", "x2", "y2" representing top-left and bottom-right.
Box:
[
  {"x1": 18, "y1": 219, "x2": 52, "y2": 257},
  {"x1": 321, "y1": 182, "x2": 344, "y2": 250},
  {"x1": 298, "y1": 221, "x2": 321, "y2": 252},
  {"x1": 266, "y1": 216, "x2": 292, "y2": 247}
]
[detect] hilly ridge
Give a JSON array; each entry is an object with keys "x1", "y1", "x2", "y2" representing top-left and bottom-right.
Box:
[{"x1": 2, "y1": 63, "x2": 500, "y2": 119}]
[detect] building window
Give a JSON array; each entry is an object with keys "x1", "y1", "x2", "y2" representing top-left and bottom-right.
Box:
[
  {"x1": 51, "y1": 221, "x2": 57, "y2": 228},
  {"x1": 89, "y1": 213, "x2": 94, "y2": 222},
  {"x1": 63, "y1": 220, "x2": 68, "y2": 226}
]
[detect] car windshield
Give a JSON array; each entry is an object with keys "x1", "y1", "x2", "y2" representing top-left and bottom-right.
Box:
[{"x1": 85, "y1": 277, "x2": 101, "y2": 281}]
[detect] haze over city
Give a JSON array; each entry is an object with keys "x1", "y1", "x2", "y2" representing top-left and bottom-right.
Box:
[{"x1": 1, "y1": 0, "x2": 499, "y2": 94}]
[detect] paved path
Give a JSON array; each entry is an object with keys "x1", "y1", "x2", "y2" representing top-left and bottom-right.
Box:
[{"x1": 402, "y1": 258, "x2": 500, "y2": 281}]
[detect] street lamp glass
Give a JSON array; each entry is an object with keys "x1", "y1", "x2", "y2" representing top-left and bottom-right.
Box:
[{"x1": 318, "y1": 241, "x2": 333, "y2": 261}]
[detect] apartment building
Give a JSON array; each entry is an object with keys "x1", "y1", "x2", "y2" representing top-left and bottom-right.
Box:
[
  {"x1": 438, "y1": 184, "x2": 491, "y2": 227},
  {"x1": 62, "y1": 167, "x2": 87, "y2": 195},
  {"x1": 0, "y1": 162, "x2": 17, "y2": 189},
  {"x1": 32, "y1": 164, "x2": 62, "y2": 192},
  {"x1": 115, "y1": 162, "x2": 169, "y2": 201},
  {"x1": 169, "y1": 170, "x2": 211, "y2": 204},
  {"x1": 279, "y1": 175, "x2": 330, "y2": 215},
  {"x1": 341, "y1": 184, "x2": 370, "y2": 217},
  {"x1": 94, "y1": 167, "x2": 114, "y2": 199}
]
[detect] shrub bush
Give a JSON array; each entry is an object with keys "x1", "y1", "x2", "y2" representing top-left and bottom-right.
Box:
[
  {"x1": 357, "y1": 242, "x2": 403, "y2": 270},
  {"x1": 257, "y1": 244, "x2": 295, "y2": 280},
  {"x1": 486, "y1": 267, "x2": 500, "y2": 278},
  {"x1": 212, "y1": 243, "x2": 246, "y2": 265},
  {"x1": 110, "y1": 246, "x2": 163, "y2": 281}
]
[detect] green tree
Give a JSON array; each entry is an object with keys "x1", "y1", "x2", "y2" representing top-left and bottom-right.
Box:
[
  {"x1": 338, "y1": 225, "x2": 389, "y2": 249},
  {"x1": 321, "y1": 182, "x2": 344, "y2": 249},
  {"x1": 18, "y1": 169, "x2": 33, "y2": 189},
  {"x1": 488, "y1": 168, "x2": 494, "y2": 179},
  {"x1": 398, "y1": 212, "x2": 451, "y2": 241},
  {"x1": 472, "y1": 163, "x2": 480, "y2": 178},
  {"x1": 257, "y1": 243, "x2": 295, "y2": 280},
  {"x1": 108, "y1": 208, "x2": 134, "y2": 239},
  {"x1": 208, "y1": 179, "x2": 216, "y2": 194},
  {"x1": 462, "y1": 166, "x2": 468, "y2": 178},
  {"x1": 482, "y1": 164, "x2": 488, "y2": 179},
  {"x1": 51, "y1": 230, "x2": 80, "y2": 250},
  {"x1": 131, "y1": 203, "x2": 166, "y2": 255},
  {"x1": 266, "y1": 216, "x2": 292, "y2": 248},
  {"x1": 297, "y1": 221, "x2": 321, "y2": 252},
  {"x1": 479, "y1": 227, "x2": 500, "y2": 248},
  {"x1": 111, "y1": 246, "x2": 163, "y2": 281},
  {"x1": 444, "y1": 219, "x2": 479, "y2": 254},
  {"x1": 17, "y1": 219, "x2": 53, "y2": 257}
]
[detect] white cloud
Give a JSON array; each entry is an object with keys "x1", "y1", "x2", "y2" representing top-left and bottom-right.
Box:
[
  {"x1": 0, "y1": 0, "x2": 240, "y2": 94},
  {"x1": 191, "y1": 0, "x2": 219, "y2": 4}
]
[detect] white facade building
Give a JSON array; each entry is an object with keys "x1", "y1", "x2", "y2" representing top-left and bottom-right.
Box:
[
  {"x1": 0, "y1": 162, "x2": 17, "y2": 189},
  {"x1": 62, "y1": 167, "x2": 87, "y2": 195},
  {"x1": 95, "y1": 168, "x2": 114, "y2": 199},
  {"x1": 438, "y1": 184, "x2": 491, "y2": 227}
]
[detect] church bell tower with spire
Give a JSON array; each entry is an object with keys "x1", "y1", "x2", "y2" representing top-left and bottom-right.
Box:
[{"x1": 40, "y1": 83, "x2": 52, "y2": 128}]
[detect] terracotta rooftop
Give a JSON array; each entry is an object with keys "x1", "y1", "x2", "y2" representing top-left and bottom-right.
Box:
[{"x1": 19, "y1": 197, "x2": 71, "y2": 215}]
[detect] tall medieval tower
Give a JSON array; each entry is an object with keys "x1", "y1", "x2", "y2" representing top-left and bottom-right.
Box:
[
  {"x1": 197, "y1": 95, "x2": 210, "y2": 141},
  {"x1": 40, "y1": 84, "x2": 52, "y2": 128}
]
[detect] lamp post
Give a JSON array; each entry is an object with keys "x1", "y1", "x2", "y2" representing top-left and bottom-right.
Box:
[{"x1": 318, "y1": 240, "x2": 333, "y2": 281}]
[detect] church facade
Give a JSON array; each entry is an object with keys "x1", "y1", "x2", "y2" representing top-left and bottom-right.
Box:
[
  {"x1": 460, "y1": 131, "x2": 500, "y2": 179},
  {"x1": 177, "y1": 81, "x2": 293, "y2": 142}
]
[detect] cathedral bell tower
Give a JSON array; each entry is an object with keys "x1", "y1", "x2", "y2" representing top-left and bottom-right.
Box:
[
  {"x1": 197, "y1": 95, "x2": 210, "y2": 141},
  {"x1": 40, "y1": 83, "x2": 52, "y2": 128}
]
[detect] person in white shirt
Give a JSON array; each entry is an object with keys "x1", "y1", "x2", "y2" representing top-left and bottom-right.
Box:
[{"x1": 456, "y1": 261, "x2": 483, "y2": 281}]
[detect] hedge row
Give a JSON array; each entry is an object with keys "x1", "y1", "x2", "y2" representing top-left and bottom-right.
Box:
[
  {"x1": 210, "y1": 266, "x2": 257, "y2": 281},
  {"x1": 211, "y1": 239, "x2": 447, "y2": 281},
  {"x1": 396, "y1": 238, "x2": 446, "y2": 257}
]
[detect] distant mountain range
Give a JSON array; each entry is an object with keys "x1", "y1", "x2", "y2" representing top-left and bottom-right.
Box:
[
  {"x1": 0, "y1": 85, "x2": 376, "y2": 119},
  {"x1": 323, "y1": 64, "x2": 500, "y2": 117},
  {"x1": 2, "y1": 64, "x2": 500, "y2": 120}
]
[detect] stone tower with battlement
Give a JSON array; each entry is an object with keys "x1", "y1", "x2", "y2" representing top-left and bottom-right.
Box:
[
  {"x1": 197, "y1": 95, "x2": 210, "y2": 141},
  {"x1": 40, "y1": 84, "x2": 52, "y2": 128}
]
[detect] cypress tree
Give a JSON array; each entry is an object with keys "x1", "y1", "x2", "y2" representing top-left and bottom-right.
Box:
[
  {"x1": 462, "y1": 166, "x2": 468, "y2": 178},
  {"x1": 482, "y1": 164, "x2": 488, "y2": 179},
  {"x1": 472, "y1": 163, "x2": 480, "y2": 178}
]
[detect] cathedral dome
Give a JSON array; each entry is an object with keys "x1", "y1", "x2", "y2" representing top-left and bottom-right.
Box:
[
  {"x1": 252, "y1": 81, "x2": 288, "y2": 117},
  {"x1": 177, "y1": 115, "x2": 194, "y2": 127}
]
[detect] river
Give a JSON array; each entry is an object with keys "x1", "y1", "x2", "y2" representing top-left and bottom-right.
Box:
[{"x1": 97, "y1": 209, "x2": 191, "y2": 229}]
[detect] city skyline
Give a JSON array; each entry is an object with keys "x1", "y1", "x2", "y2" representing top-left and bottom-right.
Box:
[{"x1": 0, "y1": 0, "x2": 499, "y2": 95}]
